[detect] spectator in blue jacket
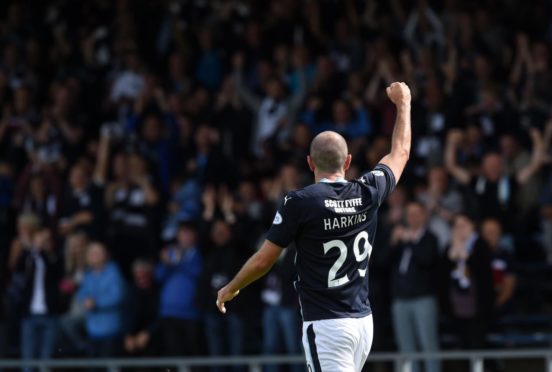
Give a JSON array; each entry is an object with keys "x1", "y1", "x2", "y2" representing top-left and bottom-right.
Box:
[
  {"x1": 156, "y1": 222, "x2": 202, "y2": 357},
  {"x1": 77, "y1": 242, "x2": 125, "y2": 357}
]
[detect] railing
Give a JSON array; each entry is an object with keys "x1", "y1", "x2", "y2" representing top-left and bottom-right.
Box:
[{"x1": 1, "y1": 349, "x2": 552, "y2": 372}]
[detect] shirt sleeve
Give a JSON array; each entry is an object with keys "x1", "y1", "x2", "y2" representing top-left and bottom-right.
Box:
[
  {"x1": 266, "y1": 192, "x2": 302, "y2": 248},
  {"x1": 360, "y1": 163, "x2": 396, "y2": 206}
]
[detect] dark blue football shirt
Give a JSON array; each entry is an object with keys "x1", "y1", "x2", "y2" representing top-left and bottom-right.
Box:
[{"x1": 266, "y1": 164, "x2": 395, "y2": 321}]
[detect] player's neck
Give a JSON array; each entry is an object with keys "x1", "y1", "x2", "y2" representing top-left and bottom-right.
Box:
[{"x1": 315, "y1": 172, "x2": 346, "y2": 183}]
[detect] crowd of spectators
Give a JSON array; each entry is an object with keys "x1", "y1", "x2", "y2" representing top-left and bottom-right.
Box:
[{"x1": 0, "y1": 0, "x2": 552, "y2": 370}]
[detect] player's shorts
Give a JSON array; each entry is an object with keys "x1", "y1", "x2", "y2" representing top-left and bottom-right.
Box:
[{"x1": 302, "y1": 314, "x2": 374, "y2": 372}]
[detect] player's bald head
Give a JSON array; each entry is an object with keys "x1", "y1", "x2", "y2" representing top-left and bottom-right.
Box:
[{"x1": 309, "y1": 131, "x2": 349, "y2": 173}]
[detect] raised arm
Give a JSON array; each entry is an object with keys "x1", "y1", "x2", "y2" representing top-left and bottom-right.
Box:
[
  {"x1": 233, "y1": 53, "x2": 262, "y2": 111},
  {"x1": 516, "y1": 127, "x2": 545, "y2": 185},
  {"x1": 378, "y1": 82, "x2": 411, "y2": 183},
  {"x1": 444, "y1": 129, "x2": 471, "y2": 185},
  {"x1": 403, "y1": 11, "x2": 420, "y2": 50},
  {"x1": 423, "y1": 6, "x2": 445, "y2": 46},
  {"x1": 288, "y1": 51, "x2": 308, "y2": 112},
  {"x1": 93, "y1": 131, "x2": 110, "y2": 184},
  {"x1": 216, "y1": 239, "x2": 283, "y2": 313},
  {"x1": 510, "y1": 34, "x2": 529, "y2": 86}
]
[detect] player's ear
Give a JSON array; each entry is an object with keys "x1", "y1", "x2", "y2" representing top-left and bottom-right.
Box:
[
  {"x1": 343, "y1": 154, "x2": 352, "y2": 171},
  {"x1": 307, "y1": 155, "x2": 315, "y2": 172}
]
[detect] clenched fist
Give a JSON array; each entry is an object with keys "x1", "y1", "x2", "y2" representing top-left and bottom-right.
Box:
[{"x1": 386, "y1": 82, "x2": 411, "y2": 106}]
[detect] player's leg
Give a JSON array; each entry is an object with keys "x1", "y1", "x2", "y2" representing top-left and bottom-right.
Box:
[
  {"x1": 302, "y1": 319, "x2": 357, "y2": 372},
  {"x1": 302, "y1": 321, "x2": 316, "y2": 371},
  {"x1": 411, "y1": 297, "x2": 441, "y2": 372},
  {"x1": 354, "y1": 314, "x2": 374, "y2": 371}
]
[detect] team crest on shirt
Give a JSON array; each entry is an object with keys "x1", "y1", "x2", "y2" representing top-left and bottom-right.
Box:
[{"x1": 273, "y1": 211, "x2": 283, "y2": 225}]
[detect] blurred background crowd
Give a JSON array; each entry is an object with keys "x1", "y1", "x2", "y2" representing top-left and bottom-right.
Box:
[{"x1": 0, "y1": 0, "x2": 552, "y2": 371}]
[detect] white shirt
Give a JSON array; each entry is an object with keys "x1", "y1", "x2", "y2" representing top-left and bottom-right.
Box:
[
  {"x1": 254, "y1": 98, "x2": 288, "y2": 155},
  {"x1": 30, "y1": 251, "x2": 48, "y2": 315}
]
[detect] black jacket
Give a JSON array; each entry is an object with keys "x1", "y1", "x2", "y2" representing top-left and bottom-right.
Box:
[
  {"x1": 389, "y1": 230, "x2": 440, "y2": 300},
  {"x1": 441, "y1": 238, "x2": 495, "y2": 319},
  {"x1": 15, "y1": 249, "x2": 62, "y2": 316}
]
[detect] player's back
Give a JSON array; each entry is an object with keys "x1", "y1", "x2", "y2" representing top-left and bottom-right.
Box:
[{"x1": 267, "y1": 164, "x2": 395, "y2": 321}]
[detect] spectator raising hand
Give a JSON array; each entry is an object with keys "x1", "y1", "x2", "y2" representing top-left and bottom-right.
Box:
[
  {"x1": 234, "y1": 50, "x2": 307, "y2": 157},
  {"x1": 445, "y1": 127, "x2": 546, "y2": 232}
]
